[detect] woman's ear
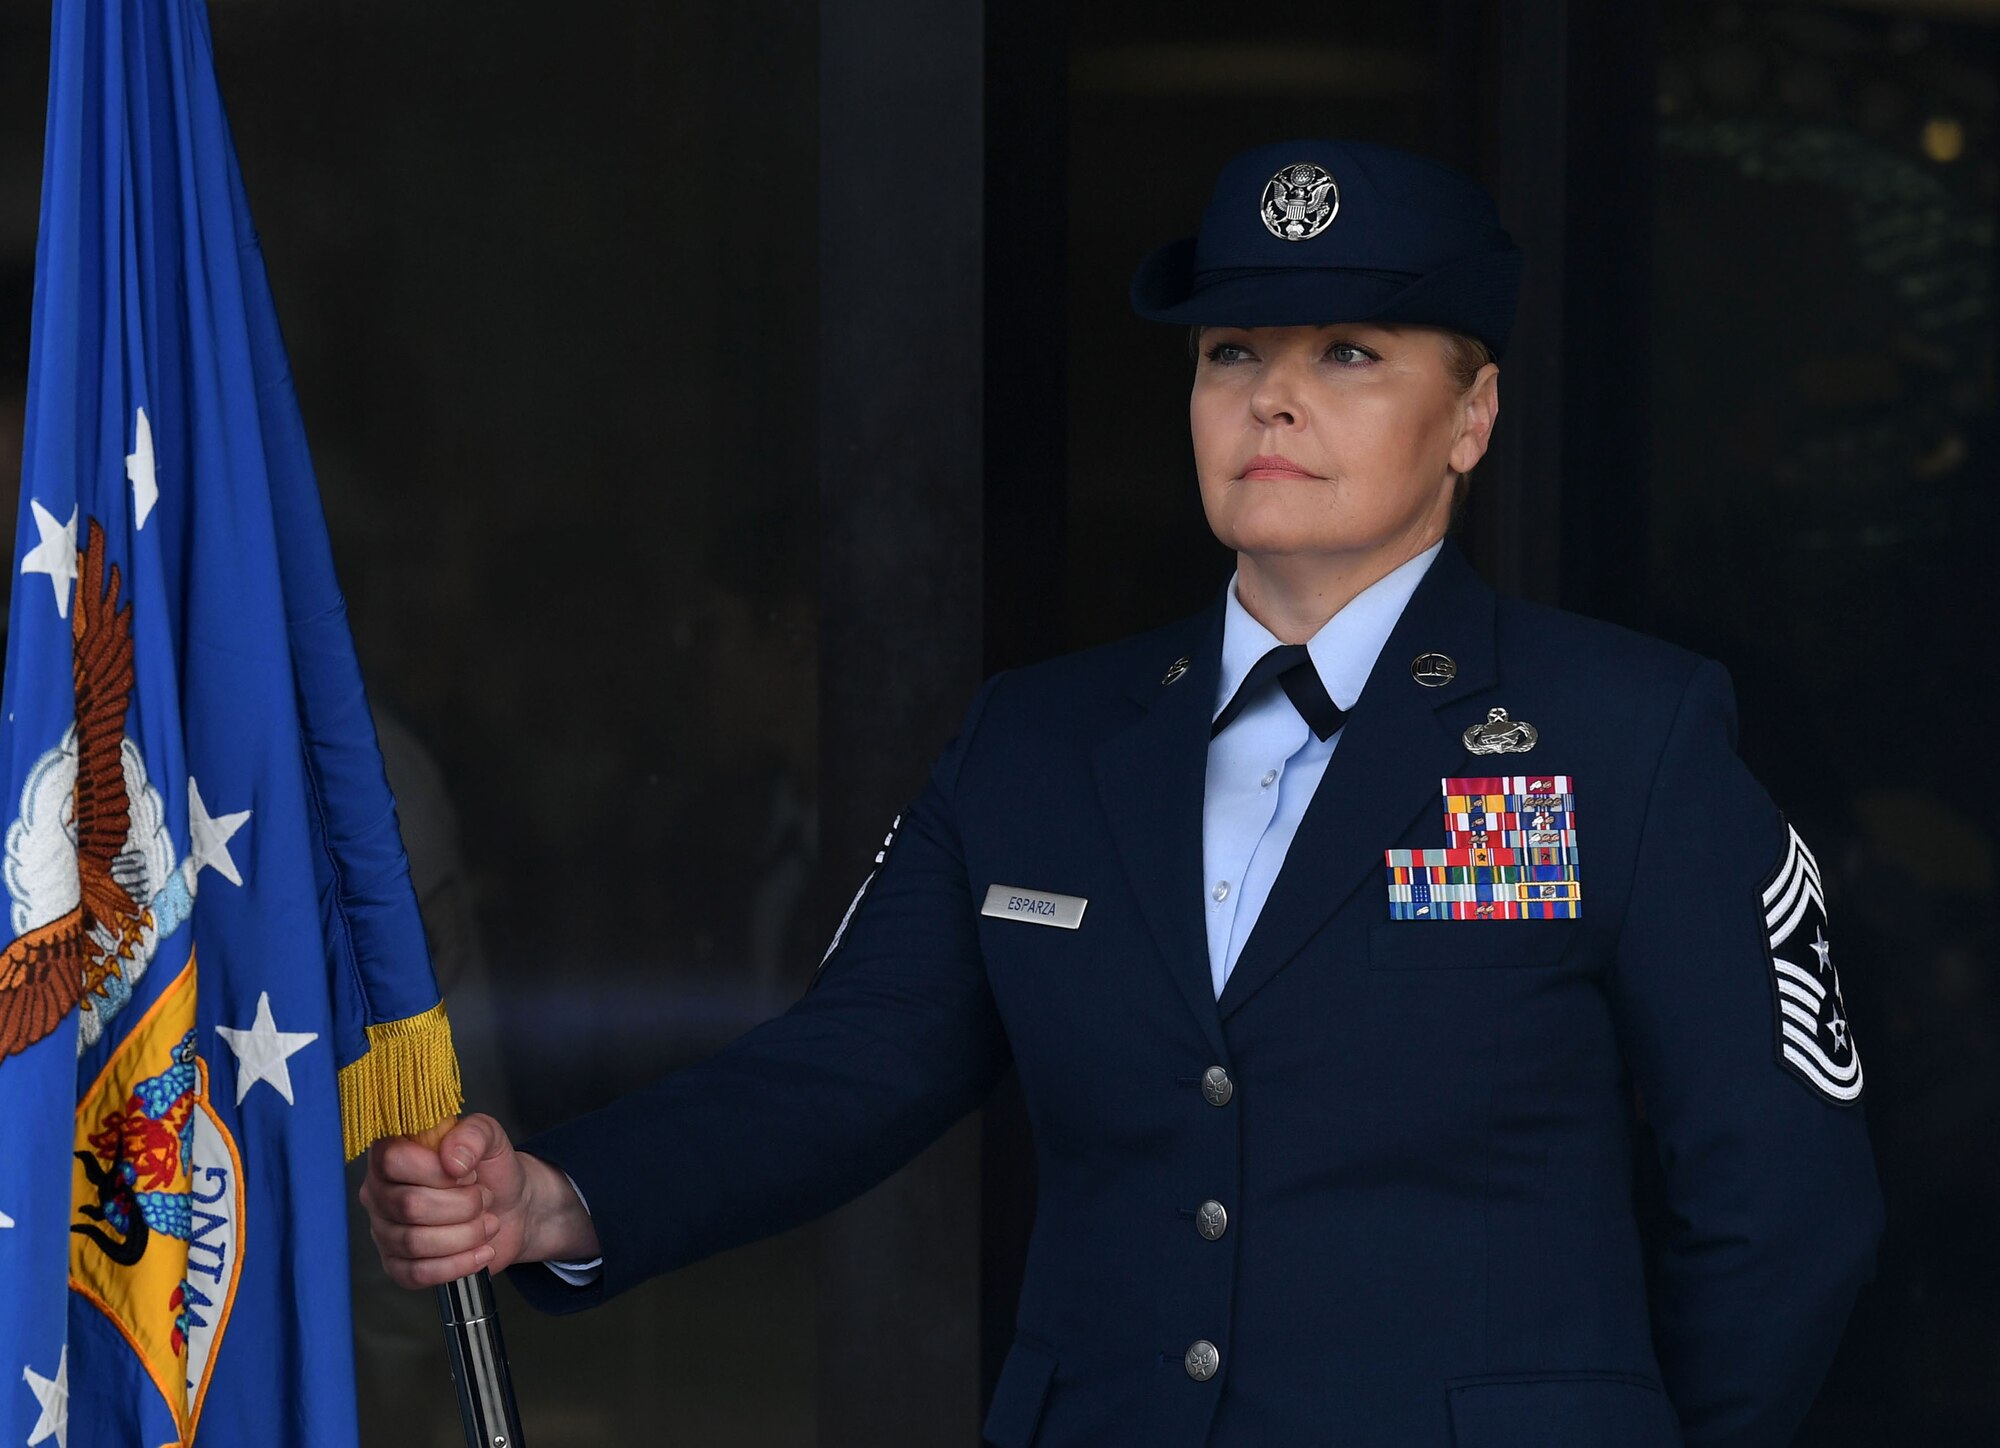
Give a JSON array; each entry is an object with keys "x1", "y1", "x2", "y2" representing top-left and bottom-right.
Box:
[{"x1": 1449, "y1": 363, "x2": 1501, "y2": 476}]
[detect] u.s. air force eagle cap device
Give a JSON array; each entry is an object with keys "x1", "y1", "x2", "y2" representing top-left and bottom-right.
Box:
[{"x1": 1129, "y1": 139, "x2": 1524, "y2": 358}]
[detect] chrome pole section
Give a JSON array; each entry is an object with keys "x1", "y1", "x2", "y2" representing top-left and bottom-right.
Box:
[{"x1": 436, "y1": 1269, "x2": 527, "y2": 1448}]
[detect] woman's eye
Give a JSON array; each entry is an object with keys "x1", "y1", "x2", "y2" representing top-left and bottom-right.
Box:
[
  {"x1": 1327, "y1": 342, "x2": 1376, "y2": 365},
  {"x1": 1202, "y1": 342, "x2": 1252, "y2": 365}
]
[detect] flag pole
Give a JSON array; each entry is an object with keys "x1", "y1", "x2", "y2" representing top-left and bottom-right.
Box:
[
  {"x1": 415, "y1": 1119, "x2": 528, "y2": 1447},
  {"x1": 437, "y1": 1269, "x2": 527, "y2": 1448}
]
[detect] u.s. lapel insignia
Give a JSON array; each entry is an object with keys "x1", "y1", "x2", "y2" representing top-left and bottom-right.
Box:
[
  {"x1": 1463, "y1": 707, "x2": 1539, "y2": 755},
  {"x1": 1410, "y1": 652, "x2": 1457, "y2": 688},
  {"x1": 1384, "y1": 775, "x2": 1580, "y2": 920},
  {"x1": 1162, "y1": 656, "x2": 1191, "y2": 685}
]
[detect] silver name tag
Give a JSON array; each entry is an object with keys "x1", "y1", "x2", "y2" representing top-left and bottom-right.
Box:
[{"x1": 981, "y1": 884, "x2": 1087, "y2": 930}]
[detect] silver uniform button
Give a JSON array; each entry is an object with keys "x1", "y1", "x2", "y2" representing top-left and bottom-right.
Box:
[
  {"x1": 1201, "y1": 1066, "x2": 1233, "y2": 1106},
  {"x1": 1212, "y1": 880, "x2": 1230, "y2": 902},
  {"x1": 1196, "y1": 1200, "x2": 1229, "y2": 1241},
  {"x1": 1185, "y1": 1340, "x2": 1221, "y2": 1381}
]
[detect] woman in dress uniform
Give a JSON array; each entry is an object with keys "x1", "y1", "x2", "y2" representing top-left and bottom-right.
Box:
[{"x1": 361, "y1": 140, "x2": 1881, "y2": 1448}]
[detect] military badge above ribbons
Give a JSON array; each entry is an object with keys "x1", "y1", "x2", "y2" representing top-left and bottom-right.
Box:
[
  {"x1": 1762, "y1": 824, "x2": 1862, "y2": 1103},
  {"x1": 1385, "y1": 775, "x2": 1581, "y2": 920},
  {"x1": 1, "y1": 5, "x2": 462, "y2": 1446}
]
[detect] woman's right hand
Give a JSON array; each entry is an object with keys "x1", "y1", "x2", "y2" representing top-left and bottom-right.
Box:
[{"x1": 359, "y1": 1112, "x2": 601, "y2": 1288}]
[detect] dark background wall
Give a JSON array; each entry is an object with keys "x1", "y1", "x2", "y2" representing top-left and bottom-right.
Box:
[
  {"x1": 238, "y1": 2, "x2": 832, "y2": 1441},
  {"x1": 1, "y1": 1, "x2": 1994, "y2": 1444},
  {"x1": 1646, "y1": 9, "x2": 1999, "y2": 1438}
]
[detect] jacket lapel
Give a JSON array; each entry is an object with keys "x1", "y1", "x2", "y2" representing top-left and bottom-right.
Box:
[
  {"x1": 1091, "y1": 599, "x2": 1231, "y2": 1062},
  {"x1": 1216, "y1": 541, "x2": 1499, "y2": 1020}
]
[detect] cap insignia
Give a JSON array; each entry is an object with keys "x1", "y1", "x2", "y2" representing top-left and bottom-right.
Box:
[{"x1": 1260, "y1": 162, "x2": 1339, "y2": 242}]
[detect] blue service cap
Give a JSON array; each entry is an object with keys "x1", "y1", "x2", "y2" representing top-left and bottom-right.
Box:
[{"x1": 1130, "y1": 140, "x2": 1523, "y2": 358}]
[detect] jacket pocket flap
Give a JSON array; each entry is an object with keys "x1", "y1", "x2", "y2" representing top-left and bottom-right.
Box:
[
  {"x1": 1447, "y1": 1372, "x2": 1681, "y2": 1448},
  {"x1": 1369, "y1": 919, "x2": 1583, "y2": 971},
  {"x1": 982, "y1": 1335, "x2": 1059, "y2": 1448}
]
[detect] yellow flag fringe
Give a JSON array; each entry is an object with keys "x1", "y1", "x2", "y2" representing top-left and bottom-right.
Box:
[{"x1": 337, "y1": 1000, "x2": 465, "y2": 1161}]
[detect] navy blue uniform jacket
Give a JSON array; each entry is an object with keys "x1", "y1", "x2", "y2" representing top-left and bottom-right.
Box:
[{"x1": 510, "y1": 542, "x2": 1882, "y2": 1448}]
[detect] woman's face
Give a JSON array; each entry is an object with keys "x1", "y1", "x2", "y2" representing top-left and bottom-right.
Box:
[{"x1": 1188, "y1": 323, "x2": 1499, "y2": 567}]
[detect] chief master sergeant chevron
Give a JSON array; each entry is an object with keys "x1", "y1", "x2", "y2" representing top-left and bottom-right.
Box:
[{"x1": 359, "y1": 140, "x2": 1882, "y2": 1448}]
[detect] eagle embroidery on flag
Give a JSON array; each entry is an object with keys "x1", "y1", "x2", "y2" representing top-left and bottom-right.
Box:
[{"x1": 1762, "y1": 823, "x2": 1862, "y2": 1104}]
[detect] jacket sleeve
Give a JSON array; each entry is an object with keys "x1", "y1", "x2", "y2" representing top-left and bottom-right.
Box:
[
  {"x1": 506, "y1": 677, "x2": 1013, "y2": 1313},
  {"x1": 1606, "y1": 660, "x2": 1883, "y2": 1447}
]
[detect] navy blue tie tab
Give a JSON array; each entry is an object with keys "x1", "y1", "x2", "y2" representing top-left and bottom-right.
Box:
[{"x1": 1211, "y1": 644, "x2": 1346, "y2": 741}]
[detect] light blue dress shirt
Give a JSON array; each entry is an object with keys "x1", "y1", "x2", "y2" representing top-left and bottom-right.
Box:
[
  {"x1": 546, "y1": 1170, "x2": 602, "y2": 1283},
  {"x1": 1202, "y1": 542, "x2": 1442, "y2": 998}
]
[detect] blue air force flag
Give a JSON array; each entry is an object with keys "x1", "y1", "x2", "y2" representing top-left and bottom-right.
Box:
[{"x1": 1, "y1": 3, "x2": 462, "y2": 1444}]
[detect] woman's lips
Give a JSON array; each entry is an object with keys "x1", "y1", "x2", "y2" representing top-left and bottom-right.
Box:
[{"x1": 1240, "y1": 454, "x2": 1319, "y2": 480}]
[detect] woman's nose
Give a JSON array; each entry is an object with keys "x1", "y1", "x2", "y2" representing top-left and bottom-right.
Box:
[
  {"x1": 1248, "y1": 360, "x2": 1306, "y2": 428},
  {"x1": 1250, "y1": 392, "x2": 1300, "y2": 429}
]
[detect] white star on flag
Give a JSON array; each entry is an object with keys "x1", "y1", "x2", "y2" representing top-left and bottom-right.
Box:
[
  {"x1": 18, "y1": 500, "x2": 78, "y2": 619},
  {"x1": 216, "y1": 992, "x2": 318, "y2": 1106},
  {"x1": 127, "y1": 405, "x2": 158, "y2": 529},
  {"x1": 22, "y1": 1345, "x2": 68, "y2": 1448},
  {"x1": 188, "y1": 778, "x2": 252, "y2": 888},
  {"x1": 0, "y1": 1207, "x2": 14, "y2": 1228}
]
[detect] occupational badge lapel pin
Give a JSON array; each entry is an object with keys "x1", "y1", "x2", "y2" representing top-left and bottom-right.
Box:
[
  {"x1": 1383, "y1": 774, "x2": 1581, "y2": 921},
  {"x1": 1463, "y1": 707, "x2": 1538, "y2": 755}
]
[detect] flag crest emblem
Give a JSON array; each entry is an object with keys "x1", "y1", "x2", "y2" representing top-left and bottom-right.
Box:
[{"x1": 68, "y1": 961, "x2": 245, "y2": 1440}]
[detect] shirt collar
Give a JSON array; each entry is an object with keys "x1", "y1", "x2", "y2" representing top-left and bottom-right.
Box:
[{"x1": 1215, "y1": 541, "x2": 1444, "y2": 719}]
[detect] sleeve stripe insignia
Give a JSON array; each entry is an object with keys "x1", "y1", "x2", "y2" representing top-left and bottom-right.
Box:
[
  {"x1": 1762, "y1": 823, "x2": 1862, "y2": 1104},
  {"x1": 813, "y1": 814, "x2": 904, "y2": 983}
]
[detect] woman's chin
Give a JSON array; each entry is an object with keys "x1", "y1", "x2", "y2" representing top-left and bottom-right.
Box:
[{"x1": 1226, "y1": 524, "x2": 1377, "y2": 561}]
